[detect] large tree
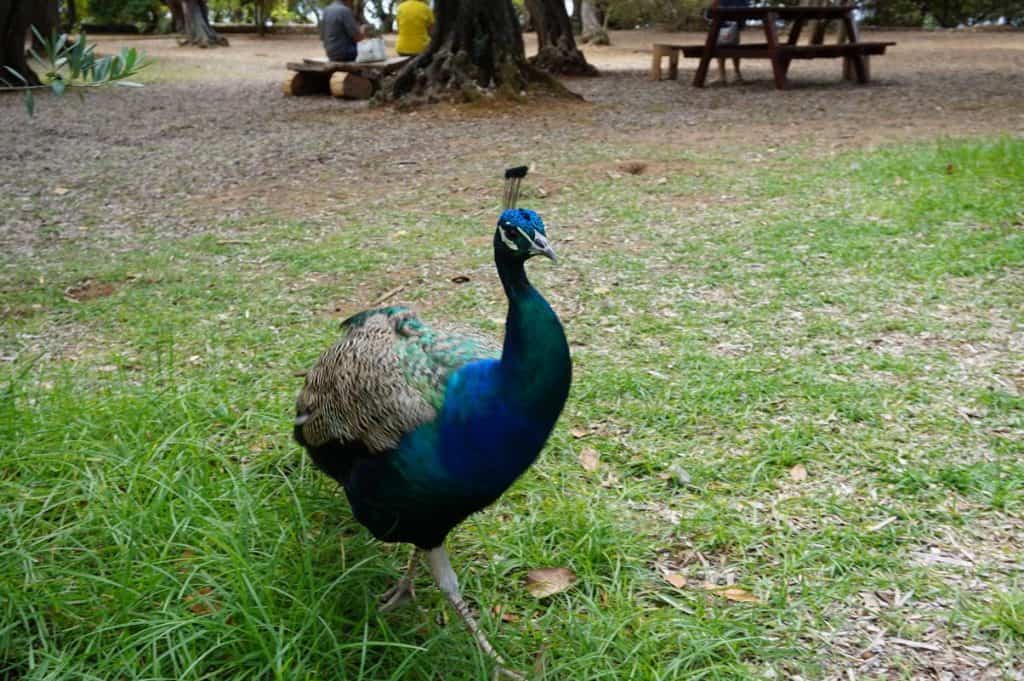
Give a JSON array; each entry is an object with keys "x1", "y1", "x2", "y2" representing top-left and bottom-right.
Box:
[
  {"x1": 525, "y1": 0, "x2": 597, "y2": 76},
  {"x1": 385, "y1": 0, "x2": 576, "y2": 104},
  {"x1": 1, "y1": 0, "x2": 58, "y2": 86},
  {"x1": 165, "y1": 0, "x2": 228, "y2": 47}
]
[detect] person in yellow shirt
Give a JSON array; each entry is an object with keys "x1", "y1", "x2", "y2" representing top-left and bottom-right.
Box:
[{"x1": 395, "y1": 0, "x2": 434, "y2": 56}]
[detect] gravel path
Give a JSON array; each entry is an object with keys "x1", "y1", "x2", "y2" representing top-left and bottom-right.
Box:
[{"x1": 2, "y1": 29, "x2": 1022, "y2": 257}]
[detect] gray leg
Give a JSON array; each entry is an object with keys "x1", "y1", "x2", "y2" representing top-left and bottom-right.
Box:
[
  {"x1": 427, "y1": 547, "x2": 524, "y2": 681},
  {"x1": 380, "y1": 546, "x2": 419, "y2": 612}
]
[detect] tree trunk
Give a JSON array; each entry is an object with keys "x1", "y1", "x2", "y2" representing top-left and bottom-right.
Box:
[
  {"x1": 165, "y1": 0, "x2": 228, "y2": 47},
  {"x1": 525, "y1": 0, "x2": 597, "y2": 76},
  {"x1": 384, "y1": 0, "x2": 578, "y2": 105},
  {"x1": 0, "y1": 0, "x2": 58, "y2": 87},
  {"x1": 579, "y1": 0, "x2": 606, "y2": 44},
  {"x1": 255, "y1": 0, "x2": 266, "y2": 37},
  {"x1": 62, "y1": 0, "x2": 77, "y2": 33}
]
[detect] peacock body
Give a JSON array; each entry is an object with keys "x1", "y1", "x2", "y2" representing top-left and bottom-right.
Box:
[{"x1": 293, "y1": 172, "x2": 570, "y2": 676}]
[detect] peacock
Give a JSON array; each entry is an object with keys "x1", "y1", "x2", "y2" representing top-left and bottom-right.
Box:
[{"x1": 293, "y1": 167, "x2": 571, "y2": 677}]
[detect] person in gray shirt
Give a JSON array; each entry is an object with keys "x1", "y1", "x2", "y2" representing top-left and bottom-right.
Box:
[{"x1": 321, "y1": 0, "x2": 364, "y2": 62}]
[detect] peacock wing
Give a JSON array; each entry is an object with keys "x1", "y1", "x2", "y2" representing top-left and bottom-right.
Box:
[
  {"x1": 294, "y1": 306, "x2": 498, "y2": 453},
  {"x1": 394, "y1": 316, "x2": 500, "y2": 412}
]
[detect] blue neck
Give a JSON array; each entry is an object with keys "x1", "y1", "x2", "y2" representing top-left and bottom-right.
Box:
[{"x1": 494, "y1": 242, "x2": 572, "y2": 423}]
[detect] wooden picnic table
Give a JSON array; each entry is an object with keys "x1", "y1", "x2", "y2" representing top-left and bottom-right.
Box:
[{"x1": 651, "y1": 5, "x2": 894, "y2": 89}]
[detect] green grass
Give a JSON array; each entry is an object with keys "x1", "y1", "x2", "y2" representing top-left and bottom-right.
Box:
[{"x1": 2, "y1": 137, "x2": 1023, "y2": 679}]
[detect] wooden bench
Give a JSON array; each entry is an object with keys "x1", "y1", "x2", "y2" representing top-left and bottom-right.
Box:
[
  {"x1": 655, "y1": 40, "x2": 892, "y2": 83},
  {"x1": 678, "y1": 40, "x2": 892, "y2": 81},
  {"x1": 283, "y1": 57, "x2": 409, "y2": 99},
  {"x1": 677, "y1": 42, "x2": 893, "y2": 59}
]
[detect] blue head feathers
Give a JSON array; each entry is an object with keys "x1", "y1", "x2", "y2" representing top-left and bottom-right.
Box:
[{"x1": 496, "y1": 208, "x2": 556, "y2": 261}]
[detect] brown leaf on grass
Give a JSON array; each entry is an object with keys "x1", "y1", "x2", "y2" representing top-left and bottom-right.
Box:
[
  {"x1": 664, "y1": 573, "x2": 687, "y2": 589},
  {"x1": 65, "y1": 279, "x2": 118, "y2": 302},
  {"x1": 491, "y1": 604, "x2": 520, "y2": 623},
  {"x1": 569, "y1": 427, "x2": 589, "y2": 439},
  {"x1": 450, "y1": 275, "x2": 470, "y2": 284},
  {"x1": 710, "y1": 586, "x2": 761, "y2": 603},
  {"x1": 183, "y1": 586, "x2": 218, "y2": 615},
  {"x1": 789, "y1": 463, "x2": 807, "y2": 482},
  {"x1": 176, "y1": 550, "x2": 195, "y2": 575},
  {"x1": 579, "y1": 447, "x2": 600, "y2": 472},
  {"x1": 525, "y1": 568, "x2": 577, "y2": 598}
]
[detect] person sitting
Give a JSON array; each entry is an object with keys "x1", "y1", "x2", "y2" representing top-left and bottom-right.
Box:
[
  {"x1": 395, "y1": 0, "x2": 434, "y2": 57},
  {"x1": 321, "y1": 0, "x2": 364, "y2": 63},
  {"x1": 711, "y1": 0, "x2": 749, "y2": 83}
]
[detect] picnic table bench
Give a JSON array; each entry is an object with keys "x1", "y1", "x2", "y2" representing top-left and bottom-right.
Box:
[
  {"x1": 283, "y1": 57, "x2": 409, "y2": 99},
  {"x1": 650, "y1": 5, "x2": 894, "y2": 89}
]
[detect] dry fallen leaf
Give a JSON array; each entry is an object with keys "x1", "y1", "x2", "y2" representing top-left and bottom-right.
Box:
[
  {"x1": 183, "y1": 586, "x2": 218, "y2": 615},
  {"x1": 712, "y1": 587, "x2": 761, "y2": 604},
  {"x1": 525, "y1": 567, "x2": 577, "y2": 598},
  {"x1": 450, "y1": 275, "x2": 470, "y2": 284},
  {"x1": 491, "y1": 604, "x2": 520, "y2": 623},
  {"x1": 664, "y1": 573, "x2": 687, "y2": 589},
  {"x1": 569, "y1": 427, "x2": 589, "y2": 439},
  {"x1": 579, "y1": 448, "x2": 600, "y2": 472},
  {"x1": 789, "y1": 463, "x2": 807, "y2": 482}
]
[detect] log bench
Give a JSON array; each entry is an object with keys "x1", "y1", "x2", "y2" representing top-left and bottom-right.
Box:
[{"x1": 283, "y1": 57, "x2": 409, "y2": 99}]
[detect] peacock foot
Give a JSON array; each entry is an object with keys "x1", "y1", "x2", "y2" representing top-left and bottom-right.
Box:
[
  {"x1": 378, "y1": 577, "x2": 416, "y2": 612},
  {"x1": 493, "y1": 666, "x2": 526, "y2": 681}
]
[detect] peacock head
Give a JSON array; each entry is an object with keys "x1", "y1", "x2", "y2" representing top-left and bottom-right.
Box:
[{"x1": 494, "y1": 208, "x2": 556, "y2": 263}]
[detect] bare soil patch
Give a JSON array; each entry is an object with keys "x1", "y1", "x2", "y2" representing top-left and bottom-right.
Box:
[{"x1": 1, "y1": 29, "x2": 1022, "y2": 257}]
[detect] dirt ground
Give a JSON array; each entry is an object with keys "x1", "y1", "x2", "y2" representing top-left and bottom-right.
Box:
[{"x1": 2, "y1": 28, "x2": 1022, "y2": 255}]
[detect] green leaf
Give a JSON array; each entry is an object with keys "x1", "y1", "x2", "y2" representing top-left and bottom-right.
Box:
[
  {"x1": 121, "y1": 48, "x2": 137, "y2": 72},
  {"x1": 24, "y1": 90, "x2": 34, "y2": 116},
  {"x1": 93, "y1": 57, "x2": 111, "y2": 82},
  {"x1": 51, "y1": 79, "x2": 66, "y2": 97},
  {"x1": 114, "y1": 80, "x2": 144, "y2": 88},
  {"x1": 3, "y1": 65, "x2": 29, "y2": 86},
  {"x1": 70, "y1": 33, "x2": 87, "y2": 73},
  {"x1": 54, "y1": 33, "x2": 68, "y2": 59}
]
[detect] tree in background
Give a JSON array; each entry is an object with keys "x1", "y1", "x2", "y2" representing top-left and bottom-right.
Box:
[
  {"x1": 165, "y1": 0, "x2": 229, "y2": 45},
  {"x1": 385, "y1": 0, "x2": 577, "y2": 104},
  {"x1": 361, "y1": 0, "x2": 398, "y2": 32},
  {"x1": 526, "y1": 0, "x2": 598, "y2": 75},
  {"x1": 61, "y1": 0, "x2": 79, "y2": 30},
  {"x1": 856, "y1": 0, "x2": 1023, "y2": 26},
  {"x1": 87, "y1": 0, "x2": 164, "y2": 29},
  {"x1": 1, "y1": 0, "x2": 57, "y2": 86}
]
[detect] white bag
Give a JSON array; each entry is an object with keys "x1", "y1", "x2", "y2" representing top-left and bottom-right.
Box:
[
  {"x1": 717, "y1": 23, "x2": 739, "y2": 46},
  {"x1": 356, "y1": 37, "x2": 387, "y2": 63}
]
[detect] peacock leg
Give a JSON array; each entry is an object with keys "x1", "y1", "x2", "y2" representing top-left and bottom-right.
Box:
[
  {"x1": 427, "y1": 547, "x2": 525, "y2": 681},
  {"x1": 379, "y1": 547, "x2": 420, "y2": 612}
]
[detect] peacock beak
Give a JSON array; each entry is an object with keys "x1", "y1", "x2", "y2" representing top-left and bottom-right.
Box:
[{"x1": 529, "y1": 233, "x2": 557, "y2": 262}]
